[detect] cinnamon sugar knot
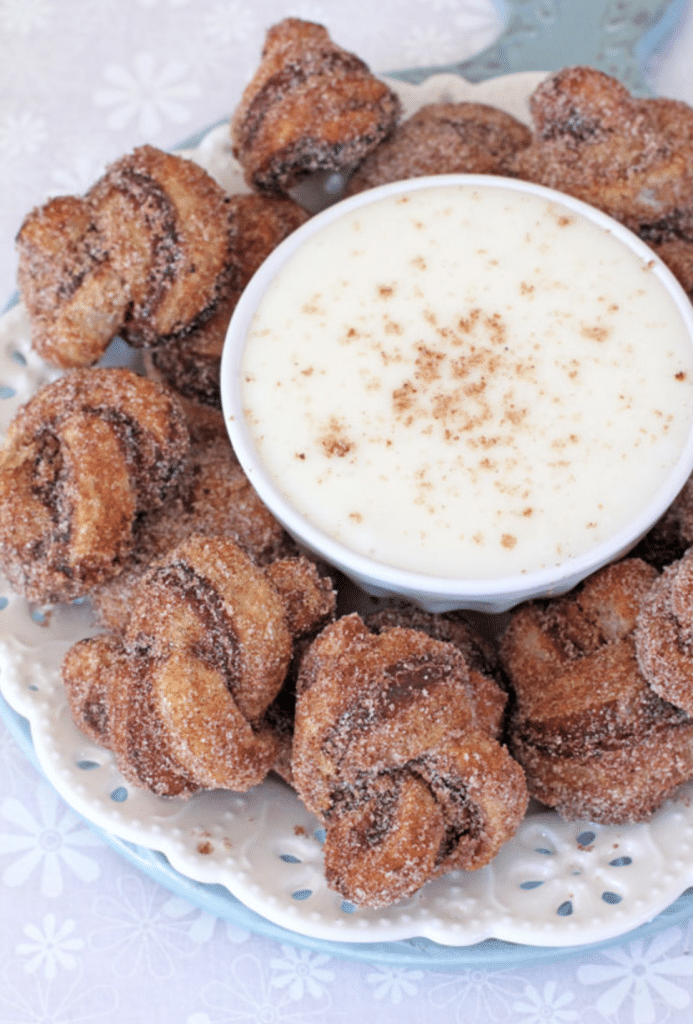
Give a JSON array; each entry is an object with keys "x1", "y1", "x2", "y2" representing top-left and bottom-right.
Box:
[
  {"x1": 62, "y1": 536, "x2": 336, "y2": 797},
  {"x1": 291, "y1": 613, "x2": 527, "y2": 908},
  {"x1": 17, "y1": 146, "x2": 234, "y2": 368},
  {"x1": 500, "y1": 559, "x2": 693, "y2": 824},
  {"x1": 0, "y1": 367, "x2": 190, "y2": 605},
  {"x1": 230, "y1": 18, "x2": 402, "y2": 194}
]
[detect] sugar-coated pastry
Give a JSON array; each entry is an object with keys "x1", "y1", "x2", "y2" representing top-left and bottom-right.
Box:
[
  {"x1": 507, "y1": 67, "x2": 693, "y2": 297},
  {"x1": 63, "y1": 536, "x2": 336, "y2": 796},
  {"x1": 266, "y1": 554, "x2": 336, "y2": 641},
  {"x1": 17, "y1": 146, "x2": 233, "y2": 367},
  {"x1": 63, "y1": 536, "x2": 293, "y2": 795},
  {"x1": 346, "y1": 102, "x2": 531, "y2": 195},
  {"x1": 63, "y1": 633, "x2": 122, "y2": 748},
  {"x1": 365, "y1": 603, "x2": 507, "y2": 737},
  {"x1": 263, "y1": 554, "x2": 337, "y2": 785},
  {"x1": 501, "y1": 559, "x2": 693, "y2": 823},
  {"x1": 16, "y1": 195, "x2": 129, "y2": 368},
  {"x1": 230, "y1": 19, "x2": 401, "y2": 194},
  {"x1": 0, "y1": 367, "x2": 189, "y2": 605},
  {"x1": 63, "y1": 632, "x2": 201, "y2": 798},
  {"x1": 291, "y1": 614, "x2": 527, "y2": 907}
]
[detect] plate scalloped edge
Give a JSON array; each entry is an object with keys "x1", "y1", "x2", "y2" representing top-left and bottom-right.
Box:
[
  {"x1": 3, "y1": 72, "x2": 693, "y2": 951},
  {"x1": 4, "y1": 692, "x2": 693, "y2": 974}
]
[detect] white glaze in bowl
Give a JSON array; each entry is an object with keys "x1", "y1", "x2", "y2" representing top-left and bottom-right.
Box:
[{"x1": 222, "y1": 176, "x2": 693, "y2": 613}]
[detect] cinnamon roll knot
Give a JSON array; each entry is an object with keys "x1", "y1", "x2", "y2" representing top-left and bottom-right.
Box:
[
  {"x1": 63, "y1": 536, "x2": 336, "y2": 797},
  {"x1": 0, "y1": 367, "x2": 189, "y2": 604},
  {"x1": 500, "y1": 559, "x2": 693, "y2": 824},
  {"x1": 17, "y1": 146, "x2": 233, "y2": 367},
  {"x1": 63, "y1": 535, "x2": 293, "y2": 796},
  {"x1": 291, "y1": 614, "x2": 527, "y2": 907},
  {"x1": 230, "y1": 18, "x2": 402, "y2": 194}
]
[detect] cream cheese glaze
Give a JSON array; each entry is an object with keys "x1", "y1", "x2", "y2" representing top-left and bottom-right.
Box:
[{"x1": 240, "y1": 180, "x2": 693, "y2": 579}]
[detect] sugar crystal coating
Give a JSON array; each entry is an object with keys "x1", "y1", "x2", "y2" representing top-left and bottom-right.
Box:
[
  {"x1": 0, "y1": 367, "x2": 190, "y2": 604},
  {"x1": 292, "y1": 614, "x2": 527, "y2": 907}
]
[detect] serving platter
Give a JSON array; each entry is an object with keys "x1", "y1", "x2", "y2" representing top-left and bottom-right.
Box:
[{"x1": 2, "y1": 7, "x2": 693, "y2": 968}]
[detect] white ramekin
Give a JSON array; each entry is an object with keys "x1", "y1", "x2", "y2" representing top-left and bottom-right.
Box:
[{"x1": 221, "y1": 175, "x2": 693, "y2": 613}]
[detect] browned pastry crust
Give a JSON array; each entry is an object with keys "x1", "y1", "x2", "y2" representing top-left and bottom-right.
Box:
[
  {"x1": 365, "y1": 603, "x2": 507, "y2": 737},
  {"x1": 266, "y1": 555, "x2": 336, "y2": 640},
  {"x1": 501, "y1": 559, "x2": 659, "y2": 678},
  {"x1": 0, "y1": 367, "x2": 189, "y2": 605},
  {"x1": 345, "y1": 101, "x2": 531, "y2": 195},
  {"x1": 17, "y1": 146, "x2": 233, "y2": 368},
  {"x1": 509, "y1": 719, "x2": 693, "y2": 824},
  {"x1": 500, "y1": 559, "x2": 693, "y2": 824},
  {"x1": 63, "y1": 536, "x2": 336, "y2": 797},
  {"x1": 508, "y1": 66, "x2": 693, "y2": 242},
  {"x1": 146, "y1": 385, "x2": 227, "y2": 446},
  {"x1": 264, "y1": 555, "x2": 337, "y2": 785},
  {"x1": 63, "y1": 632, "x2": 123, "y2": 747},
  {"x1": 226, "y1": 192, "x2": 311, "y2": 290},
  {"x1": 148, "y1": 193, "x2": 309, "y2": 409},
  {"x1": 230, "y1": 18, "x2": 402, "y2": 194},
  {"x1": 16, "y1": 196, "x2": 129, "y2": 368},
  {"x1": 636, "y1": 548, "x2": 693, "y2": 714},
  {"x1": 90, "y1": 429, "x2": 292, "y2": 632},
  {"x1": 145, "y1": 291, "x2": 235, "y2": 411},
  {"x1": 63, "y1": 536, "x2": 293, "y2": 795},
  {"x1": 291, "y1": 613, "x2": 527, "y2": 907}
]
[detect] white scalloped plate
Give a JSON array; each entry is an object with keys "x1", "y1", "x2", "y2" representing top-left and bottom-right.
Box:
[{"x1": 3, "y1": 72, "x2": 693, "y2": 949}]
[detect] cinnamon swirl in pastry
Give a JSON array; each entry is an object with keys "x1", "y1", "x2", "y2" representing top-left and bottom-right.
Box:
[
  {"x1": 0, "y1": 367, "x2": 189, "y2": 605},
  {"x1": 264, "y1": 554, "x2": 337, "y2": 785},
  {"x1": 509, "y1": 66, "x2": 693, "y2": 229},
  {"x1": 63, "y1": 536, "x2": 336, "y2": 796},
  {"x1": 230, "y1": 18, "x2": 401, "y2": 194},
  {"x1": 17, "y1": 146, "x2": 233, "y2": 367},
  {"x1": 365, "y1": 603, "x2": 507, "y2": 737},
  {"x1": 291, "y1": 613, "x2": 527, "y2": 907},
  {"x1": 63, "y1": 632, "x2": 201, "y2": 798},
  {"x1": 64, "y1": 536, "x2": 291, "y2": 795},
  {"x1": 501, "y1": 559, "x2": 693, "y2": 824}
]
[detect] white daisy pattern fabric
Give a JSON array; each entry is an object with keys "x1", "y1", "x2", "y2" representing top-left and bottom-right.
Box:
[{"x1": 0, "y1": 783, "x2": 101, "y2": 898}]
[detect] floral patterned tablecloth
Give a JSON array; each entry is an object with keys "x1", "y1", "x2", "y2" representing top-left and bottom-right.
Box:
[{"x1": 4, "y1": 2, "x2": 693, "y2": 1022}]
